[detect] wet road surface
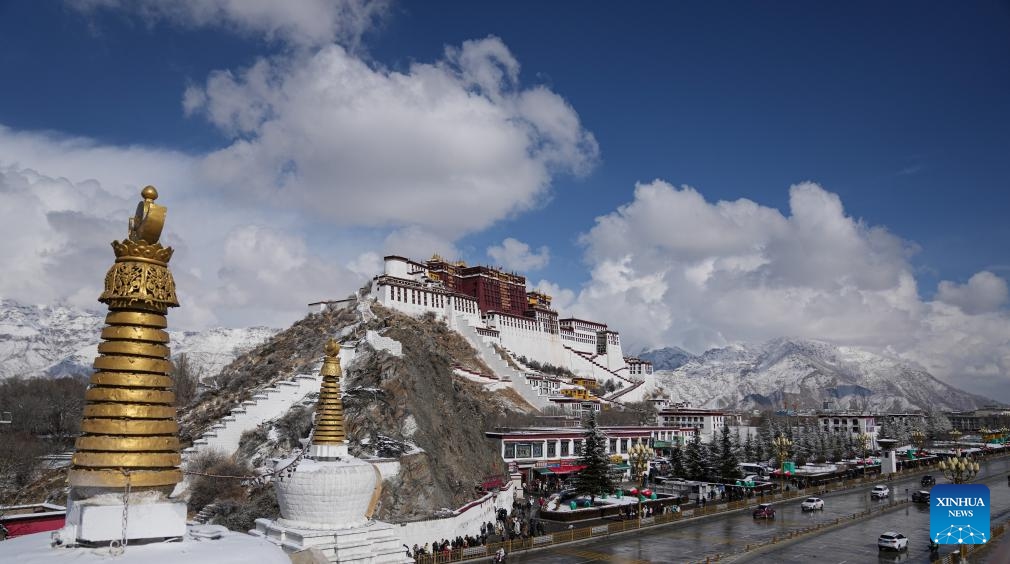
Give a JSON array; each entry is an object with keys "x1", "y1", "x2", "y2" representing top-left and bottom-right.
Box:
[{"x1": 510, "y1": 458, "x2": 1010, "y2": 564}]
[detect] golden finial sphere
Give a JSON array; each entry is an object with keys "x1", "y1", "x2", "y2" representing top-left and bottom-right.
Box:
[
  {"x1": 141, "y1": 185, "x2": 159, "y2": 201},
  {"x1": 325, "y1": 338, "x2": 341, "y2": 357}
]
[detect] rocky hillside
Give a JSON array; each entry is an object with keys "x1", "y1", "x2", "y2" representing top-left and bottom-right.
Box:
[
  {"x1": 655, "y1": 337, "x2": 990, "y2": 412},
  {"x1": 0, "y1": 299, "x2": 276, "y2": 381},
  {"x1": 182, "y1": 291, "x2": 532, "y2": 522}
]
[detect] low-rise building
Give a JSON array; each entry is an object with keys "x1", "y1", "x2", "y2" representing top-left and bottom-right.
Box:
[
  {"x1": 816, "y1": 412, "x2": 879, "y2": 449},
  {"x1": 657, "y1": 408, "x2": 726, "y2": 442},
  {"x1": 947, "y1": 406, "x2": 1010, "y2": 432},
  {"x1": 486, "y1": 426, "x2": 697, "y2": 482}
]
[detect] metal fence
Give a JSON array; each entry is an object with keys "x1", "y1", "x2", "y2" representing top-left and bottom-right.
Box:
[{"x1": 410, "y1": 455, "x2": 1007, "y2": 564}]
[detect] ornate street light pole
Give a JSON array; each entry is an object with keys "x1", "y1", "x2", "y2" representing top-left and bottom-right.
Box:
[
  {"x1": 938, "y1": 453, "x2": 981, "y2": 562},
  {"x1": 772, "y1": 436, "x2": 792, "y2": 494},
  {"x1": 628, "y1": 442, "x2": 655, "y2": 487},
  {"x1": 911, "y1": 430, "x2": 926, "y2": 468},
  {"x1": 628, "y1": 442, "x2": 655, "y2": 523},
  {"x1": 949, "y1": 429, "x2": 963, "y2": 457}
]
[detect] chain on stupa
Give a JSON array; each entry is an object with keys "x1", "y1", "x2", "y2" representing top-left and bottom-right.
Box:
[
  {"x1": 69, "y1": 186, "x2": 182, "y2": 493},
  {"x1": 312, "y1": 339, "x2": 347, "y2": 445}
]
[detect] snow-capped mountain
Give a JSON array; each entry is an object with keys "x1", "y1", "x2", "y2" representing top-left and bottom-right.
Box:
[
  {"x1": 654, "y1": 337, "x2": 990, "y2": 412},
  {"x1": 0, "y1": 299, "x2": 277, "y2": 380},
  {"x1": 639, "y1": 346, "x2": 696, "y2": 371}
]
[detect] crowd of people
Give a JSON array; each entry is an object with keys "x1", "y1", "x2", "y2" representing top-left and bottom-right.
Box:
[{"x1": 407, "y1": 498, "x2": 546, "y2": 561}]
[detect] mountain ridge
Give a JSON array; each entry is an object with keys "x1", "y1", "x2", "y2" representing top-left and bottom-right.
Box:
[
  {"x1": 653, "y1": 337, "x2": 992, "y2": 412},
  {"x1": 0, "y1": 298, "x2": 277, "y2": 381}
]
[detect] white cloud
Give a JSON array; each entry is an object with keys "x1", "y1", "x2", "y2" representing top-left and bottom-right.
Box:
[
  {"x1": 487, "y1": 238, "x2": 550, "y2": 271},
  {"x1": 936, "y1": 271, "x2": 1008, "y2": 314},
  {"x1": 530, "y1": 280, "x2": 575, "y2": 314},
  {"x1": 185, "y1": 37, "x2": 598, "y2": 238},
  {"x1": 0, "y1": 128, "x2": 365, "y2": 330},
  {"x1": 574, "y1": 179, "x2": 1010, "y2": 401},
  {"x1": 70, "y1": 0, "x2": 390, "y2": 49},
  {"x1": 0, "y1": 32, "x2": 597, "y2": 332}
]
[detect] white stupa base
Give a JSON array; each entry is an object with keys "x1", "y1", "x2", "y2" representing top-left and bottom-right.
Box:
[
  {"x1": 62, "y1": 491, "x2": 186, "y2": 544},
  {"x1": 253, "y1": 518, "x2": 412, "y2": 564},
  {"x1": 274, "y1": 457, "x2": 379, "y2": 529},
  {"x1": 0, "y1": 525, "x2": 289, "y2": 563},
  {"x1": 311, "y1": 443, "x2": 349, "y2": 459}
]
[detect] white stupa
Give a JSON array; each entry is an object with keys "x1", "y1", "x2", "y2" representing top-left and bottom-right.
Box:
[
  {"x1": 0, "y1": 187, "x2": 288, "y2": 563},
  {"x1": 252, "y1": 340, "x2": 412, "y2": 563}
]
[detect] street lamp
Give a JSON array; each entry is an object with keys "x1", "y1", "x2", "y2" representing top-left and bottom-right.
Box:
[
  {"x1": 628, "y1": 442, "x2": 655, "y2": 487},
  {"x1": 772, "y1": 436, "x2": 792, "y2": 494},
  {"x1": 938, "y1": 456, "x2": 980, "y2": 485},
  {"x1": 948, "y1": 429, "x2": 964, "y2": 461},
  {"x1": 627, "y1": 442, "x2": 654, "y2": 523},
  {"x1": 938, "y1": 455, "x2": 981, "y2": 562}
]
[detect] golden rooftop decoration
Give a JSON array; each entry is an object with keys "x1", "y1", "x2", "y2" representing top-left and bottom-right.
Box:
[
  {"x1": 312, "y1": 339, "x2": 347, "y2": 445},
  {"x1": 69, "y1": 186, "x2": 182, "y2": 493}
]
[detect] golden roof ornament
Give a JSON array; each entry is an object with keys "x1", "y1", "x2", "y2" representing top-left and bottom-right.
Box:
[
  {"x1": 312, "y1": 339, "x2": 347, "y2": 446},
  {"x1": 69, "y1": 185, "x2": 182, "y2": 494}
]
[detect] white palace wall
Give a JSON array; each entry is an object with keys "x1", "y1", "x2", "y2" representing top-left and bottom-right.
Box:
[
  {"x1": 373, "y1": 255, "x2": 632, "y2": 387},
  {"x1": 394, "y1": 484, "x2": 516, "y2": 550}
]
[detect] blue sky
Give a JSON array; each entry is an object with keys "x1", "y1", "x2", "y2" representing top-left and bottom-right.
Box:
[{"x1": 0, "y1": 1, "x2": 1008, "y2": 398}]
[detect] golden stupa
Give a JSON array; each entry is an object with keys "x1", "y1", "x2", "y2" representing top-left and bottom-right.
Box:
[
  {"x1": 312, "y1": 339, "x2": 346, "y2": 445},
  {"x1": 69, "y1": 185, "x2": 182, "y2": 494}
]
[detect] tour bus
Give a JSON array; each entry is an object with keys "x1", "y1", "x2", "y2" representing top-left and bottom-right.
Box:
[{"x1": 739, "y1": 463, "x2": 770, "y2": 477}]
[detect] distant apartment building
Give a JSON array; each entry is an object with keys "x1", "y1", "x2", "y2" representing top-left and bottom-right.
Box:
[
  {"x1": 657, "y1": 408, "x2": 726, "y2": 442},
  {"x1": 816, "y1": 412, "x2": 879, "y2": 449}
]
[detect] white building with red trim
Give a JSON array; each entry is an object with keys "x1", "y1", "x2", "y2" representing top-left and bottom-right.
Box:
[
  {"x1": 486, "y1": 426, "x2": 697, "y2": 481},
  {"x1": 356, "y1": 255, "x2": 661, "y2": 403}
]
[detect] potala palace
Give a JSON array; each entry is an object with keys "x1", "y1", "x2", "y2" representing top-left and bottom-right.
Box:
[{"x1": 364, "y1": 254, "x2": 663, "y2": 411}]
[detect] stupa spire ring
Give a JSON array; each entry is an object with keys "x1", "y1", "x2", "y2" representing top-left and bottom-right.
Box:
[
  {"x1": 69, "y1": 185, "x2": 182, "y2": 493},
  {"x1": 313, "y1": 339, "x2": 346, "y2": 446}
]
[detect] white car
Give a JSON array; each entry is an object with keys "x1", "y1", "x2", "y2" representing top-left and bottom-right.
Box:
[
  {"x1": 800, "y1": 497, "x2": 824, "y2": 511},
  {"x1": 871, "y1": 485, "x2": 890, "y2": 499},
  {"x1": 878, "y1": 531, "x2": 908, "y2": 551}
]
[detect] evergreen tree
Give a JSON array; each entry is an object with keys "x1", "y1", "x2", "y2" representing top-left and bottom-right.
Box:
[
  {"x1": 830, "y1": 433, "x2": 844, "y2": 462},
  {"x1": 926, "y1": 411, "x2": 952, "y2": 439},
  {"x1": 753, "y1": 431, "x2": 766, "y2": 463},
  {"x1": 670, "y1": 444, "x2": 686, "y2": 478},
  {"x1": 815, "y1": 430, "x2": 829, "y2": 463},
  {"x1": 572, "y1": 412, "x2": 614, "y2": 502},
  {"x1": 685, "y1": 431, "x2": 708, "y2": 481},
  {"x1": 716, "y1": 426, "x2": 742, "y2": 480},
  {"x1": 743, "y1": 432, "x2": 755, "y2": 462}
]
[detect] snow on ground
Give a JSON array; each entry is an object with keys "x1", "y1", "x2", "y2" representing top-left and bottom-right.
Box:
[
  {"x1": 547, "y1": 492, "x2": 660, "y2": 512},
  {"x1": 0, "y1": 526, "x2": 289, "y2": 563}
]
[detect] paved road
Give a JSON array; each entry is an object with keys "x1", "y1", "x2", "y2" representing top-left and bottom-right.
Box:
[
  {"x1": 733, "y1": 461, "x2": 1010, "y2": 564},
  {"x1": 509, "y1": 458, "x2": 1010, "y2": 564}
]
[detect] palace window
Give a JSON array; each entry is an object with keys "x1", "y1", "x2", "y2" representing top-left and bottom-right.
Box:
[
  {"x1": 547, "y1": 441, "x2": 556, "y2": 458},
  {"x1": 516, "y1": 443, "x2": 532, "y2": 459},
  {"x1": 504, "y1": 443, "x2": 516, "y2": 459},
  {"x1": 574, "y1": 440, "x2": 583, "y2": 456},
  {"x1": 561, "y1": 441, "x2": 570, "y2": 457},
  {"x1": 533, "y1": 443, "x2": 543, "y2": 457},
  {"x1": 620, "y1": 439, "x2": 629, "y2": 452}
]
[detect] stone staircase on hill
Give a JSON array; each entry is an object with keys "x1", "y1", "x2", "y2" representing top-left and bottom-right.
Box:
[
  {"x1": 181, "y1": 372, "x2": 321, "y2": 464},
  {"x1": 605, "y1": 379, "x2": 644, "y2": 402},
  {"x1": 567, "y1": 347, "x2": 635, "y2": 385},
  {"x1": 191, "y1": 502, "x2": 221, "y2": 525},
  {"x1": 452, "y1": 314, "x2": 549, "y2": 410}
]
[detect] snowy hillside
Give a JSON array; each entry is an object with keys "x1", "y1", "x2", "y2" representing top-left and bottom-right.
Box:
[
  {"x1": 0, "y1": 299, "x2": 277, "y2": 381},
  {"x1": 654, "y1": 337, "x2": 989, "y2": 412},
  {"x1": 639, "y1": 346, "x2": 696, "y2": 371}
]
